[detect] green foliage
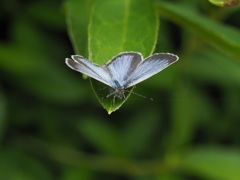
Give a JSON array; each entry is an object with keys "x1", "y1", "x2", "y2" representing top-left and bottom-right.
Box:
[
  {"x1": 181, "y1": 147, "x2": 240, "y2": 180},
  {"x1": 0, "y1": 0, "x2": 240, "y2": 179},
  {"x1": 88, "y1": 0, "x2": 158, "y2": 64},
  {"x1": 0, "y1": 91, "x2": 6, "y2": 144},
  {"x1": 67, "y1": 0, "x2": 158, "y2": 113},
  {"x1": 157, "y1": 1, "x2": 240, "y2": 59},
  {"x1": 78, "y1": 118, "x2": 129, "y2": 157},
  {"x1": 0, "y1": 149, "x2": 53, "y2": 180},
  {"x1": 209, "y1": 0, "x2": 240, "y2": 7}
]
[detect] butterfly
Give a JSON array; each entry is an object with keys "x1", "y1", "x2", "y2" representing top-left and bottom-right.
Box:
[{"x1": 65, "y1": 52, "x2": 179, "y2": 101}]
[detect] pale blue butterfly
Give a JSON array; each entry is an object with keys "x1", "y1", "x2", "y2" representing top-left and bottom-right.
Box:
[{"x1": 65, "y1": 52, "x2": 179, "y2": 100}]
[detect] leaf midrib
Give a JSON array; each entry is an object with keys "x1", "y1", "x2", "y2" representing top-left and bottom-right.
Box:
[{"x1": 121, "y1": 0, "x2": 131, "y2": 52}]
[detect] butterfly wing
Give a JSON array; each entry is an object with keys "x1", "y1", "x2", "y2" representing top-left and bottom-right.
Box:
[
  {"x1": 65, "y1": 55, "x2": 113, "y2": 87},
  {"x1": 105, "y1": 52, "x2": 143, "y2": 87},
  {"x1": 124, "y1": 53, "x2": 179, "y2": 88}
]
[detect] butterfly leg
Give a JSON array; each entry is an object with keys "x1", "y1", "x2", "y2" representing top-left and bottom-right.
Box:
[{"x1": 113, "y1": 95, "x2": 116, "y2": 106}]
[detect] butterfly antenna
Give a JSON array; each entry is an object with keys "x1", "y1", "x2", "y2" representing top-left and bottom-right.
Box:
[
  {"x1": 125, "y1": 90, "x2": 154, "y2": 101},
  {"x1": 98, "y1": 86, "x2": 107, "y2": 91},
  {"x1": 100, "y1": 90, "x2": 115, "y2": 103}
]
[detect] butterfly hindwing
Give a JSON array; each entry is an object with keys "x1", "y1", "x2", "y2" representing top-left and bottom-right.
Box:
[{"x1": 105, "y1": 52, "x2": 143, "y2": 88}]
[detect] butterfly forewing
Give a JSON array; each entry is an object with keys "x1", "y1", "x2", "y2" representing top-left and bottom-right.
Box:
[
  {"x1": 124, "y1": 53, "x2": 179, "y2": 88},
  {"x1": 106, "y1": 52, "x2": 143, "y2": 88},
  {"x1": 65, "y1": 55, "x2": 112, "y2": 87},
  {"x1": 65, "y1": 52, "x2": 179, "y2": 94}
]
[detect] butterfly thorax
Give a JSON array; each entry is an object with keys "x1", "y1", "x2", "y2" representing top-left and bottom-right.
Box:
[
  {"x1": 109, "y1": 80, "x2": 126, "y2": 99},
  {"x1": 114, "y1": 88, "x2": 125, "y2": 99}
]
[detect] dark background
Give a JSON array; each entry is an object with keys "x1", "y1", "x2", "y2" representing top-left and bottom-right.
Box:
[{"x1": 0, "y1": 0, "x2": 240, "y2": 179}]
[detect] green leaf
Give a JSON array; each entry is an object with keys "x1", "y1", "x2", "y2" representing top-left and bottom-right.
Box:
[
  {"x1": 157, "y1": 2, "x2": 240, "y2": 59},
  {"x1": 88, "y1": 0, "x2": 158, "y2": 113},
  {"x1": 209, "y1": 0, "x2": 240, "y2": 7},
  {"x1": 26, "y1": 1, "x2": 65, "y2": 30},
  {"x1": 0, "y1": 90, "x2": 6, "y2": 145},
  {"x1": 156, "y1": 174, "x2": 184, "y2": 180},
  {"x1": 88, "y1": 0, "x2": 158, "y2": 64},
  {"x1": 122, "y1": 109, "x2": 159, "y2": 156},
  {"x1": 65, "y1": 0, "x2": 93, "y2": 56},
  {"x1": 78, "y1": 118, "x2": 129, "y2": 157},
  {"x1": 185, "y1": 48, "x2": 240, "y2": 86},
  {"x1": 62, "y1": 168, "x2": 93, "y2": 180},
  {"x1": 181, "y1": 147, "x2": 240, "y2": 180},
  {"x1": 0, "y1": 20, "x2": 84, "y2": 103},
  {"x1": 0, "y1": 148, "x2": 53, "y2": 180},
  {"x1": 167, "y1": 84, "x2": 201, "y2": 151}
]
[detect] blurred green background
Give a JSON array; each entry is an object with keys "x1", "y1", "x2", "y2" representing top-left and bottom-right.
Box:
[{"x1": 1, "y1": 0, "x2": 240, "y2": 179}]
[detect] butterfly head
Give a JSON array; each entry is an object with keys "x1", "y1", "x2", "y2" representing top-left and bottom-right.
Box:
[
  {"x1": 107, "y1": 80, "x2": 126, "y2": 100},
  {"x1": 113, "y1": 88, "x2": 126, "y2": 99}
]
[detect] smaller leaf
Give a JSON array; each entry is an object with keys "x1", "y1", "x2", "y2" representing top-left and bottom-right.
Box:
[
  {"x1": 78, "y1": 118, "x2": 129, "y2": 157},
  {"x1": 122, "y1": 109, "x2": 159, "y2": 156},
  {"x1": 0, "y1": 149, "x2": 53, "y2": 180},
  {"x1": 167, "y1": 83, "x2": 201, "y2": 151},
  {"x1": 157, "y1": 2, "x2": 240, "y2": 59},
  {"x1": 90, "y1": 79, "x2": 133, "y2": 114},
  {"x1": 0, "y1": 90, "x2": 6, "y2": 145},
  {"x1": 185, "y1": 48, "x2": 240, "y2": 86},
  {"x1": 209, "y1": 0, "x2": 240, "y2": 7},
  {"x1": 181, "y1": 147, "x2": 240, "y2": 180},
  {"x1": 156, "y1": 174, "x2": 184, "y2": 180},
  {"x1": 62, "y1": 168, "x2": 93, "y2": 180}
]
